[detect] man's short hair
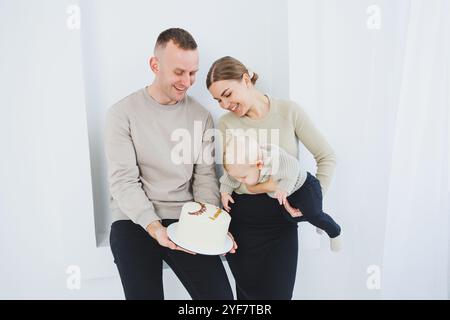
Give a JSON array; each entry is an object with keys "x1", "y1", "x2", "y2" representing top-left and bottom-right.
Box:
[{"x1": 155, "y1": 28, "x2": 198, "y2": 51}]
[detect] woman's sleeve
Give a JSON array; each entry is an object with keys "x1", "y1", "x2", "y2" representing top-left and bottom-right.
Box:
[
  {"x1": 293, "y1": 104, "x2": 337, "y2": 194},
  {"x1": 217, "y1": 117, "x2": 228, "y2": 163}
]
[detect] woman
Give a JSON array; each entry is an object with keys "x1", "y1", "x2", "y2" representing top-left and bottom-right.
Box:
[{"x1": 206, "y1": 56, "x2": 337, "y2": 299}]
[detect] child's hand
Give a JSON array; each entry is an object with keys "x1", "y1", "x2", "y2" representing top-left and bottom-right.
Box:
[
  {"x1": 221, "y1": 192, "x2": 235, "y2": 212},
  {"x1": 274, "y1": 189, "x2": 288, "y2": 205},
  {"x1": 284, "y1": 200, "x2": 303, "y2": 218}
]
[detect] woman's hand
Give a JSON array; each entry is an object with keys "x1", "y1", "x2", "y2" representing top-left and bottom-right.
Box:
[
  {"x1": 222, "y1": 232, "x2": 238, "y2": 256},
  {"x1": 245, "y1": 177, "x2": 278, "y2": 194},
  {"x1": 283, "y1": 200, "x2": 303, "y2": 218},
  {"x1": 221, "y1": 192, "x2": 235, "y2": 212},
  {"x1": 274, "y1": 189, "x2": 303, "y2": 218},
  {"x1": 274, "y1": 189, "x2": 288, "y2": 205}
]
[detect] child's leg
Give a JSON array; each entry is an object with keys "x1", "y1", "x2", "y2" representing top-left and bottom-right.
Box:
[
  {"x1": 288, "y1": 173, "x2": 341, "y2": 238},
  {"x1": 308, "y1": 209, "x2": 341, "y2": 238}
]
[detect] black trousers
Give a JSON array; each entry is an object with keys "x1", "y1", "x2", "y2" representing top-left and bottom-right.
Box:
[
  {"x1": 226, "y1": 192, "x2": 299, "y2": 300},
  {"x1": 284, "y1": 172, "x2": 341, "y2": 238},
  {"x1": 110, "y1": 219, "x2": 233, "y2": 300}
]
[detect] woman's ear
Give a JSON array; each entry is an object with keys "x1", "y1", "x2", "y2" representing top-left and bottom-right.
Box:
[{"x1": 242, "y1": 73, "x2": 252, "y2": 88}]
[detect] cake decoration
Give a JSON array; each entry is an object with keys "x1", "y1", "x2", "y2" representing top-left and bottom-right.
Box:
[
  {"x1": 188, "y1": 202, "x2": 206, "y2": 216},
  {"x1": 209, "y1": 208, "x2": 223, "y2": 221},
  {"x1": 166, "y1": 201, "x2": 233, "y2": 255}
]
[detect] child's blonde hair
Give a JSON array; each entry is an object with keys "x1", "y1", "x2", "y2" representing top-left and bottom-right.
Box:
[{"x1": 223, "y1": 134, "x2": 261, "y2": 170}]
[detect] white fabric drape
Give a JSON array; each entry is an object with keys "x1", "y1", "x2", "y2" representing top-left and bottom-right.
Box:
[
  {"x1": 288, "y1": 0, "x2": 449, "y2": 299},
  {"x1": 382, "y1": 0, "x2": 450, "y2": 299}
]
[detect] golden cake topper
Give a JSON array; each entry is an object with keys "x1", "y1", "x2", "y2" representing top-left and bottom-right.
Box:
[{"x1": 209, "y1": 208, "x2": 223, "y2": 221}]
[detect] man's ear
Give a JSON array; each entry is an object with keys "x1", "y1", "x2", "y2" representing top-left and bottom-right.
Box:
[{"x1": 149, "y1": 57, "x2": 159, "y2": 73}]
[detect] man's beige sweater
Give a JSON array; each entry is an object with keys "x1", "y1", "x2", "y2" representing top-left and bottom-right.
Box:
[{"x1": 104, "y1": 87, "x2": 220, "y2": 230}]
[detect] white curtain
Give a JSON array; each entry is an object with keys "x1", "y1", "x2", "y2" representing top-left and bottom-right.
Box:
[
  {"x1": 382, "y1": 0, "x2": 450, "y2": 299},
  {"x1": 289, "y1": 0, "x2": 449, "y2": 299}
]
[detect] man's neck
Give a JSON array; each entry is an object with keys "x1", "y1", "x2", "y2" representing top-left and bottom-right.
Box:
[{"x1": 147, "y1": 83, "x2": 179, "y2": 105}]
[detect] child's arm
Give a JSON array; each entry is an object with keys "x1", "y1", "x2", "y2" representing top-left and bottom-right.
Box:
[
  {"x1": 219, "y1": 172, "x2": 241, "y2": 194},
  {"x1": 219, "y1": 172, "x2": 240, "y2": 212},
  {"x1": 271, "y1": 146, "x2": 301, "y2": 196},
  {"x1": 267, "y1": 146, "x2": 304, "y2": 218}
]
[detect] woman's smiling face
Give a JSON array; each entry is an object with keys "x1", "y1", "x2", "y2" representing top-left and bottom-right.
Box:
[{"x1": 208, "y1": 77, "x2": 252, "y2": 117}]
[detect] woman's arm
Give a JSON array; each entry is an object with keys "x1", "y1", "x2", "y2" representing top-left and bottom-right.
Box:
[
  {"x1": 293, "y1": 104, "x2": 337, "y2": 195},
  {"x1": 245, "y1": 177, "x2": 278, "y2": 194}
]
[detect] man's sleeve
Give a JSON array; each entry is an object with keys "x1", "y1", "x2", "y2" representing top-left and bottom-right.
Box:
[
  {"x1": 104, "y1": 107, "x2": 160, "y2": 230},
  {"x1": 191, "y1": 114, "x2": 220, "y2": 206}
]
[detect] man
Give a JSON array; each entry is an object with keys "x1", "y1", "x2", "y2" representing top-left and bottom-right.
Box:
[{"x1": 105, "y1": 28, "x2": 235, "y2": 300}]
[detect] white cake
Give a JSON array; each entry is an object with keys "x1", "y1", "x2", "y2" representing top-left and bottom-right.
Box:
[{"x1": 176, "y1": 201, "x2": 231, "y2": 251}]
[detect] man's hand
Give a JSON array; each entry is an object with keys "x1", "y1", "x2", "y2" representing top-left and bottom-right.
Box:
[
  {"x1": 221, "y1": 192, "x2": 234, "y2": 212},
  {"x1": 146, "y1": 221, "x2": 196, "y2": 255}
]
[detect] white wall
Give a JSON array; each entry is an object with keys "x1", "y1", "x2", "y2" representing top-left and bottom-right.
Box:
[{"x1": 0, "y1": 0, "x2": 97, "y2": 298}]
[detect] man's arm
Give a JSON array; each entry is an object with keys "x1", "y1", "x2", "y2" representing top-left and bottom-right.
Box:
[
  {"x1": 104, "y1": 107, "x2": 160, "y2": 230},
  {"x1": 192, "y1": 114, "x2": 220, "y2": 206}
]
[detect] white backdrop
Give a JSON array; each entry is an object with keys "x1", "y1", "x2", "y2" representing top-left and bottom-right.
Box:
[
  {"x1": 0, "y1": 0, "x2": 449, "y2": 299},
  {"x1": 289, "y1": 0, "x2": 450, "y2": 299}
]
